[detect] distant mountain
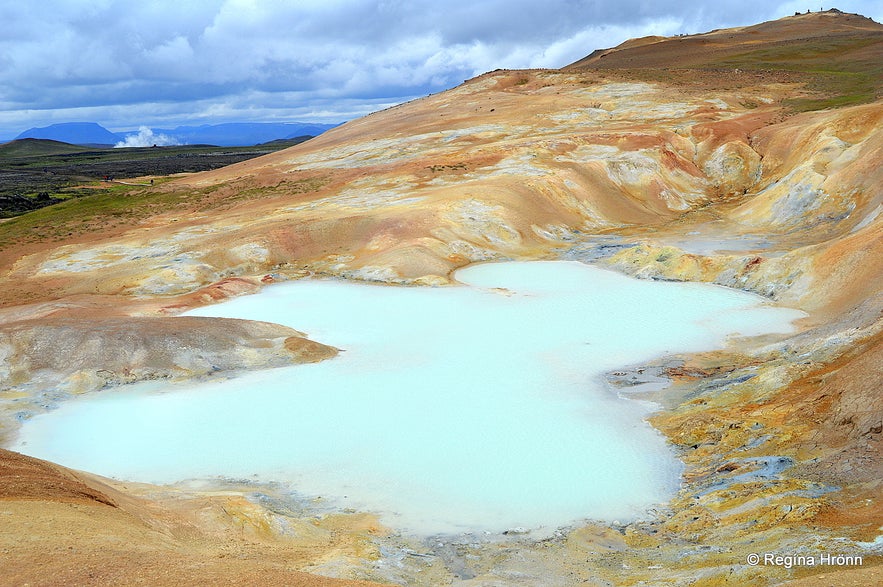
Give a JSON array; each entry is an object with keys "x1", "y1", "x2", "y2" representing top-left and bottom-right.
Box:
[
  {"x1": 13, "y1": 121, "x2": 340, "y2": 148},
  {"x1": 15, "y1": 122, "x2": 121, "y2": 146},
  {"x1": 143, "y1": 122, "x2": 340, "y2": 147}
]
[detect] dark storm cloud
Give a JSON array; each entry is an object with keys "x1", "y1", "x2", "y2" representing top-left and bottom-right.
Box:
[{"x1": 1, "y1": 0, "x2": 880, "y2": 138}]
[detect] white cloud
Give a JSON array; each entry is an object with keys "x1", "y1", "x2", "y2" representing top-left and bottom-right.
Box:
[
  {"x1": 533, "y1": 18, "x2": 687, "y2": 68},
  {"x1": 774, "y1": 0, "x2": 882, "y2": 22},
  {"x1": 1, "y1": 0, "x2": 881, "y2": 138},
  {"x1": 115, "y1": 126, "x2": 180, "y2": 148}
]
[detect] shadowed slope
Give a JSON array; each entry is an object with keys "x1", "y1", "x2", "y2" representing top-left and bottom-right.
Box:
[{"x1": 0, "y1": 138, "x2": 88, "y2": 157}]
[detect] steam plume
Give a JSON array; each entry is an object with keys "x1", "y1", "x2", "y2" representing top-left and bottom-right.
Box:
[{"x1": 115, "y1": 126, "x2": 179, "y2": 148}]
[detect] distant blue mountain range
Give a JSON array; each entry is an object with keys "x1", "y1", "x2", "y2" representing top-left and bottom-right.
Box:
[
  {"x1": 151, "y1": 122, "x2": 339, "y2": 146},
  {"x1": 14, "y1": 121, "x2": 340, "y2": 147},
  {"x1": 16, "y1": 122, "x2": 122, "y2": 146}
]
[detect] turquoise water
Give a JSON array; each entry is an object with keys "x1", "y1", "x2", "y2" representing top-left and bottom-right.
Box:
[{"x1": 11, "y1": 261, "x2": 805, "y2": 534}]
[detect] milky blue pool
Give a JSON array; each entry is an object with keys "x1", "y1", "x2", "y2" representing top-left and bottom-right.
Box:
[{"x1": 12, "y1": 261, "x2": 805, "y2": 534}]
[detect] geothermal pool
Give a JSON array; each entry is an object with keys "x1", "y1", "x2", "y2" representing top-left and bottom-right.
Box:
[{"x1": 12, "y1": 261, "x2": 805, "y2": 535}]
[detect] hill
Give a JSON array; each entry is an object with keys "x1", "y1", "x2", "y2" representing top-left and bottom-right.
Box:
[
  {"x1": 565, "y1": 9, "x2": 883, "y2": 111},
  {"x1": 0, "y1": 138, "x2": 93, "y2": 157}
]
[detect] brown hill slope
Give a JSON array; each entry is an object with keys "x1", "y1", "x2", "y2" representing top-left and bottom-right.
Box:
[
  {"x1": 0, "y1": 449, "x2": 385, "y2": 587},
  {"x1": 0, "y1": 138, "x2": 87, "y2": 157},
  {"x1": 568, "y1": 10, "x2": 882, "y2": 70},
  {"x1": 567, "y1": 9, "x2": 883, "y2": 111}
]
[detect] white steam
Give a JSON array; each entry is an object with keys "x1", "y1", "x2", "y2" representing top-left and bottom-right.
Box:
[{"x1": 115, "y1": 126, "x2": 179, "y2": 148}]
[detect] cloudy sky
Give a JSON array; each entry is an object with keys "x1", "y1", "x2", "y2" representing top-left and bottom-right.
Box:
[{"x1": 1, "y1": 0, "x2": 880, "y2": 139}]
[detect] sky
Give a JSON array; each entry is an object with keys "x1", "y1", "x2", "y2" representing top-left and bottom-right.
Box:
[{"x1": 1, "y1": 0, "x2": 881, "y2": 140}]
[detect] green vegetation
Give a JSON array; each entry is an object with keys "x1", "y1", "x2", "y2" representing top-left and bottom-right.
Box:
[
  {"x1": 570, "y1": 19, "x2": 883, "y2": 114},
  {"x1": 785, "y1": 71, "x2": 876, "y2": 111},
  {"x1": 712, "y1": 36, "x2": 882, "y2": 111},
  {"x1": 0, "y1": 178, "x2": 209, "y2": 246},
  {"x1": 0, "y1": 138, "x2": 88, "y2": 158},
  {"x1": 0, "y1": 137, "x2": 327, "y2": 249},
  {"x1": 0, "y1": 137, "x2": 312, "y2": 218},
  {"x1": 0, "y1": 173, "x2": 328, "y2": 249}
]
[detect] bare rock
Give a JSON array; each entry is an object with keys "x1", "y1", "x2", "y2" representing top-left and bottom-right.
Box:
[{"x1": 0, "y1": 315, "x2": 338, "y2": 395}]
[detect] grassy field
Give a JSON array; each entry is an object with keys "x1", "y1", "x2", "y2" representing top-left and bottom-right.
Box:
[
  {"x1": 0, "y1": 168, "x2": 329, "y2": 250},
  {"x1": 566, "y1": 13, "x2": 883, "y2": 114},
  {"x1": 0, "y1": 138, "x2": 311, "y2": 217},
  {"x1": 711, "y1": 36, "x2": 883, "y2": 111}
]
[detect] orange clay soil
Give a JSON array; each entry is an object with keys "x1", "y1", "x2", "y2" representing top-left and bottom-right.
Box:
[{"x1": 0, "y1": 450, "x2": 385, "y2": 587}]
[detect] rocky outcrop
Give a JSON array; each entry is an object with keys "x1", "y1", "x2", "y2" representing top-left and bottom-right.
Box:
[
  {"x1": 1, "y1": 315, "x2": 336, "y2": 390},
  {"x1": 0, "y1": 315, "x2": 337, "y2": 441}
]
